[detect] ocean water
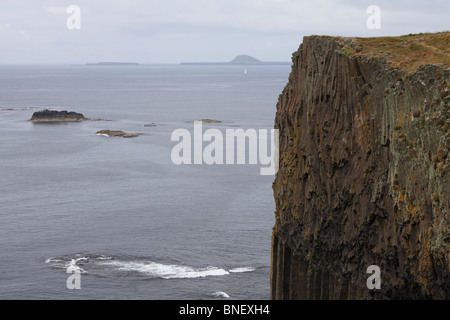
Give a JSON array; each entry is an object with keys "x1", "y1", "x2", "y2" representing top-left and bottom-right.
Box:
[{"x1": 0, "y1": 64, "x2": 290, "y2": 300}]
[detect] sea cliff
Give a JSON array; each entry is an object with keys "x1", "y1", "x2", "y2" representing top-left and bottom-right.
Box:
[{"x1": 271, "y1": 32, "x2": 449, "y2": 299}]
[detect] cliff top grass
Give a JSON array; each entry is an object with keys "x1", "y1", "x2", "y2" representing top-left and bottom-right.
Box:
[{"x1": 332, "y1": 31, "x2": 450, "y2": 73}]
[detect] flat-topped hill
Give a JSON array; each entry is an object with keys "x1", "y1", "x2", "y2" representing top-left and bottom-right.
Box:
[{"x1": 181, "y1": 55, "x2": 290, "y2": 65}]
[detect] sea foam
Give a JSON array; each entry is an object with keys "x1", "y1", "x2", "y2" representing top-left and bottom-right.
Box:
[
  {"x1": 100, "y1": 260, "x2": 230, "y2": 279},
  {"x1": 212, "y1": 291, "x2": 231, "y2": 298}
]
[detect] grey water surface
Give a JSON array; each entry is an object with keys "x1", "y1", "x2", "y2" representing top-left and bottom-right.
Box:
[{"x1": 0, "y1": 64, "x2": 290, "y2": 299}]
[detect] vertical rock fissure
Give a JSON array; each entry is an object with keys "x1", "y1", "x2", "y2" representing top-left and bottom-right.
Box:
[{"x1": 271, "y1": 34, "x2": 449, "y2": 300}]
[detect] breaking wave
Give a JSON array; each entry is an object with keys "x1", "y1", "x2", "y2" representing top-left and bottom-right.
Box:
[
  {"x1": 45, "y1": 254, "x2": 256, "y2": 280},
  {"x1": 45, "y1": 254, "x2": 112, "y2": 274},
  {"x1": 100, "y1": 260, "x2": 230, "y2": 279},
  {"x1": 212, "y1": 291, "x2": 231, "y2": 298},
  {"x1": 229, "y1": 267, "x2": 256, "y2": 273}
]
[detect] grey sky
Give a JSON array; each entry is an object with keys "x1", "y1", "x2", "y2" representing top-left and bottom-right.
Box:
[{"x1": 0, "y1": 0, "x2": 448, "y2": 64}]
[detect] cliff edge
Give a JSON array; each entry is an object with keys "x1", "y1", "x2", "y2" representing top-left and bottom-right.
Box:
[{"x1": 271, "y1": 32, "x2": 449, "y2": 300}]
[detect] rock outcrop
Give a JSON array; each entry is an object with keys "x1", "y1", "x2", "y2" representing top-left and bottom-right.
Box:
[
  {"x1": 29, "y1": 109, "x2": 87, "y2": 122},
  {"x1": 95, "y1": 130, "x2": 142, "y2": 138},
  {"x1": 271, "y1": 32, "x2": 449, "y2": 300},
  {"x1": 185, "y1": 119, "x2": 222, "y2": 124}
]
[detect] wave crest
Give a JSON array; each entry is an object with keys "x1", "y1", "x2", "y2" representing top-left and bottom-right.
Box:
[
  {"x1": 212, "y1": 291, "x2": 230, "y2": 298},
  {"x1": 45, "y1": 254, "x2": 256, "y2": 280},
  {"x1": 100, "y1": 260, "x2": 230, "y2": 279}
]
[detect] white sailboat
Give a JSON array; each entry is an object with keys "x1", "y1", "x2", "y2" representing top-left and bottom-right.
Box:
[{"x1": 244, "y1": 68, "x2": 247, "y2": 76}]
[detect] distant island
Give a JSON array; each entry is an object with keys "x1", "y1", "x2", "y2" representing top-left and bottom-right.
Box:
[
  {"x1": 181, "y1": 55, "x2": 291, "y2": 65},
  {"x1": 86, "y1": 62, "x2": 139, "y2": 66}
]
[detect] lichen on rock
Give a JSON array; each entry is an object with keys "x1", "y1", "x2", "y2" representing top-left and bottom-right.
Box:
[{"x1": 271, "y1": 32, "x2": 449, "y2": 300}]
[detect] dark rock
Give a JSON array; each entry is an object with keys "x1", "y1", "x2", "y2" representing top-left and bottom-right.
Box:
[
  {"x1": 95, "y1": 130, "x2": 142, "y2": 138},
  {"x1": 271, "y1": 34, "x2": 449, "y2": 300},
  {"x1": 29, "y1": 109, "x2": 86, "y2": 122}
]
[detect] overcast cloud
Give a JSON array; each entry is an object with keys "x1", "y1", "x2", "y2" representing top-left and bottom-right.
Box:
[{"x1": 0, "y1": 0, "x2": 448, "y2": 64}]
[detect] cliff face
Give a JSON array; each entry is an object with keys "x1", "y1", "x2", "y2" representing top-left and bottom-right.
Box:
[{"x1": 271, "y1": 33, "x2": 450, "y2": 300}]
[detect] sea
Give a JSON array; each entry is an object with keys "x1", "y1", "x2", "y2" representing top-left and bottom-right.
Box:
[{"x1": 0, "y1": 64, "x2": 291, "y2": 300}]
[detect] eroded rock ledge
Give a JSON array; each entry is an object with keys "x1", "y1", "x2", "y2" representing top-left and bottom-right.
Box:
[
  {"x1": 271, "y1": 33, "x2": 449, "y2": 300},
  {"x1": 95, "y1": 130, "x2": 142, "y2": 138}
]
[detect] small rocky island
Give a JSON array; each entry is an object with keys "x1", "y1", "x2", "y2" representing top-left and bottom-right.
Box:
[
  {"x1": 29, "y1": 109, "x2": 110, "y2": 122},
  {"x1": 186, "y1": 119, "x2": 222, "y2": 123},
  {"x1": 29, "y1": 109, "x2": 87, "y2": 122},
  {"x1": 95, "y1": 130, "x2": 142, "y2": 138}
]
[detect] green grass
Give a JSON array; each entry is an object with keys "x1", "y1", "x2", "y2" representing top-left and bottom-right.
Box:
[
  {"x1": 433, "y1": 194, "x2": 440, "y2": 203},
  {"x1": 342, "y1": 44, "x2": 355, "y2": 56},
  {"x1": 335, "y1": 31, "x2": 450, "y2": 73}
]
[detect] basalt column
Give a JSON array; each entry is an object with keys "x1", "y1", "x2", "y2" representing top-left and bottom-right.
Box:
[{"x1": 271, "y1": 34, "x2": 450, "y2": 300}]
